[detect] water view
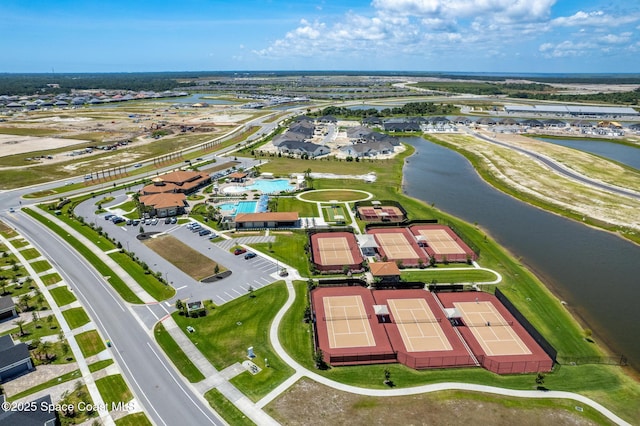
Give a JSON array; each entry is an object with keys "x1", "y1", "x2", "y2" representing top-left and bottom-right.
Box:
[
  {"x1": 536, "y1": 137, "x2": 640, "y2": 170},
  {"x1": 402, "y1": 136, "x2": 640, "y2": 369}
]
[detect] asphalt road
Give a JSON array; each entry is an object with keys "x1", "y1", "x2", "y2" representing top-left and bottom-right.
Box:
[{"x1": 2, "y1": 211, "x2": 224, "y2": 426}]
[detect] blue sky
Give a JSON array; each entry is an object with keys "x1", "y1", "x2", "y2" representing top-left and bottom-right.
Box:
[{"x1": 1, "y1": 0, "x2": 639, "y2": 73}]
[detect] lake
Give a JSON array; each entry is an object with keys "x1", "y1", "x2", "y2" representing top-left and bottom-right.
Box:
[{"x1": 402, "y1": 136, "x2": 640, "y2": 370}]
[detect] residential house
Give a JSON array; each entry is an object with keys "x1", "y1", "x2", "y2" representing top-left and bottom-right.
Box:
[
  {"x1": 0, "y1": 296, "x2": 17, "y2": 322},
  {"x1": 0, "y1": 334, "x2": 33, "y2": 382},
  {"x1": 0, "y1": 394, "x2": 57, "y2": 425}
]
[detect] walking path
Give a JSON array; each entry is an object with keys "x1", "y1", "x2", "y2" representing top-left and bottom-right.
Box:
[
  {"x1": 1, "y1": 234, "x2": 116, "y2": 426},
  {"x1": 259, "y1": 275, "x2": 632, "y2": 426}
]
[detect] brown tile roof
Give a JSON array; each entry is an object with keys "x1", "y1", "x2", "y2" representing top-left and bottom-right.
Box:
[
  {"x1": 369, "y1": 261, "x2": 400, "y2": 276},
  {"x1": 234, "y1": 212, "x2": 299, "y2": 223},
  {"x1": 139, "y1": 193, "x2": 186, "y2": 209},
  {"x1": 228, "y1": 172, "x2": 248, "y2": 179},
  {"x1": 162, "y1": 170, "x2": 205, "y2": 184}
]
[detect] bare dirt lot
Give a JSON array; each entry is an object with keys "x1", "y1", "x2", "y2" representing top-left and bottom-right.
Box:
[
  {"x1": 266, "y1": 378, "x2": 601, "y2": 426},
  {"x1": 143, "y1": 234, "x2": 225, "y2": 280}
]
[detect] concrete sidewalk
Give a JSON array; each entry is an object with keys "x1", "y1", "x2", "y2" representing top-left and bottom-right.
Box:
[{"x1": 162, "y1": 316, "x2": 280, "y2": 426}]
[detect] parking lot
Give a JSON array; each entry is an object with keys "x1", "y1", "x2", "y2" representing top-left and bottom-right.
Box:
[{"x1": 74, "y1": 191, "x2": 282, "y2": 329}]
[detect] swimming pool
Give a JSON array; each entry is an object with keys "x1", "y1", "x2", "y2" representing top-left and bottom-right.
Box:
[
  {"x1": 222, "y1": 178, "x2": 295, "y2": 194},
  {"x1": 217, "y1": 201, "x2": 257, "y2": 216}
]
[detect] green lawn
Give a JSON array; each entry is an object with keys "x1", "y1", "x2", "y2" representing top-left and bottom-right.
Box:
[
  {"x1": 204, "y1": 389, "x2": 256, "y2": 426},
  {"x1": 271, "y1": 196, "x2": 318, "y2": 217},
  {"x1": 18, "y1": 247, "x2": 41, "y2": 260},
  {"x1": 95, "y1": 374, "x2": 133, "y2": 407},
  {"x1": 62, "y1": 307, "x2": 91, "y2": 329},
  {"x1": 40, "y1": 272, "x2": 62, "y2": 286},
  {"x1": 400, "y1": 269, "x2": 499, "y2": 284},
  {"x1": 88, "y1": 359, "x2": 114, "y2": 373},
  {"x1": 172, "y1": 281, "x2": 294, "y2": 401},
  {"x1": 109, "y1": 252, "x2": 175, "y2": 301},
  {"x1": 29, "y1": 259, "x2": 52, "y2": 273},
  {"x1": 299, "y1": 189, "x2": 370, "y2": 202},
  {"x1": 9, "y1": 239, "x2": 30, "y2": 249},
  {"x1": 6, "y1": 314, "x2": 61, "y2": 342},
  {"x1": 75, "y1": 330, "x2": 107, "y2": 358},
  {"x1": 250, "y1": 231, "x2": 310, "y2": 276},
  {"x1": 321, "y1": 203, "x2": 350, "y2": 224},
  {"x1": 115, "y1": 413, "x2": 153, "y2": 426},
  {"x1": 49, "y1": 286, "x2": 77, "y2": 307},
  {"x1": 153, "y1": 322, "x2": 205, "y2": 382}
]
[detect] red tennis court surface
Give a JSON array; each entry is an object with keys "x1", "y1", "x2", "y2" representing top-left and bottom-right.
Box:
[
  {"x1": 357, "y1": 205, "x2": 405, "y2": 222},
  {"x1": 310, "y1": 232, "x2": 365, "y2": 272},
  {"x1": 410, "y1": 224, "x2": 477, "y2": 262},
  {"x1": 312, "y1": 286, "x2": 553, "y2": 373},
  {"x1": 367, "y1": 228, "x2": 427, "y2": 267},
  {"x1": 437, "y1": 291, "x2": 553, "y2": 374}
]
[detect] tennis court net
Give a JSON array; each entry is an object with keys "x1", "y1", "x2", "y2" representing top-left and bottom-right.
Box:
[
  {"x1": 323, "y1": 314, "x2": 371, "y2": 321},
  {"x1": 465, "y1": 320, "x2": 513, "y2": 327},
  {"x1": 394, "y1": 317, "x2": 442, "y2": 324}
]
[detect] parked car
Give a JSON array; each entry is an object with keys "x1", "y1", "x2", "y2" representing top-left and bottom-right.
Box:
[
  {"x1": 199, "y1": 229, "x2": 211, "y2": 236},
  {"x1": 164, "y1": 217, "x2": 171, "y2": 224},
  {"x1": 244, "y1": 252, "x2": 257, "y2": 260},
  {"x1": 151, "y1": 218, "x2": 158, "y2": 225},
  {"x1": 145, "y1": 219, "x2": 152, "y2": 225},
  {"x1": 170, "y1": 217, "x2": 177, "y2": 224},
  {"x1": 234, "y1": 248, "x2": 247, "y2": 255},
  {"x1": 132, "y1": 219, "x2": 140, "y2": 226},
  {"x1": 104, "y1": 214, "x2": 115, "y2": 220},
  {"x1": 112, "y1": 216, "x2": 125, "y2": 224},
  {"x1": 134, "y1": 163, "x2": 142, "y2": 168},
  {"x1": 126, "y1": 219, "x2": 133, "y2": 225}
]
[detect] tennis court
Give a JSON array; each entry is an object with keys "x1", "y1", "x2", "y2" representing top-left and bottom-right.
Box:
[
  {"x1": 417, "y1": 229, "x2": 467, "y2": 255},
  {"x1": 373, "y1": 231, "x2": 420, "y2": 260},
  {"x1": 357, "y1": 205, "x2": 405, "y2": 222},
  {"x1": 455, "y1": 301, "x2": 531, "y2": 356},
  {"x1": 317, "y1": 236, "x2": 355, "y2": 265},
  {"x1": 322, "y1": 295, "x2": 376, "y2": 349},
  {"x1": 388, "y1": 298, "x2": 452, "y2": 352}
]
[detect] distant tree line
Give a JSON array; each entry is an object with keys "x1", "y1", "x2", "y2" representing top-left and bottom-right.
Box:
[
  {"x1": 312, "y1": 102, "x2": 457, "y2": 119},
  {"x1": 510, "y1": 88, "x2": 640, "y2": 105},
  {"x1": 0, "y1": 72, "x2": 198, "y2": 95}
]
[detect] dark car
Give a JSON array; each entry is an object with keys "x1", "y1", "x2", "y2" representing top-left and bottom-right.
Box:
[
  {"x1": 244, "y1": 252, "x2": 257, "y2": 260},
  {"x1": 164, "y1": 217, "x2": 171, "y2": 224},
  {"x1": 234, "y1": 248, "x2": 247, "y2": 255},
  {"x1": 199, "y1": 229, "x2": 211, "y2": 236}
]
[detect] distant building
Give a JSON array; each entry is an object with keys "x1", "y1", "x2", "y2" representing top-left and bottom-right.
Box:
[
  {"x1": 504, "y1": 104, "x2": 639, "y2": 117},
  {"x1": 235, "y1": 212, "x2": 299, "y2": 229},
  {"x1": 140, "y1": 170, "x2": 210, "y2": 195},
  {"x1": 369, "y1": 261, "x2": 401, "y2": 284}
]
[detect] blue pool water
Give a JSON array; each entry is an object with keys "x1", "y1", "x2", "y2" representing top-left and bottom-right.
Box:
[
  {"x1": 217, "y1": 201, "x2": 257, "y2": 216},
  {"x1": 223, "y1": 178, "x2": 294, "y2": 194}
]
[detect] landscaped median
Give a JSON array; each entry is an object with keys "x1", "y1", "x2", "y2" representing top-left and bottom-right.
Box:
[{"x1": 25, "y1": 207, "x2": 176, "y2": 303}]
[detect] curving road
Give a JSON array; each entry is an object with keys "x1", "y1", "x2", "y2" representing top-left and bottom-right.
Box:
[
  {"x1": 2, "y1": 210, "x2": 223, "y2": 425},
  {"x1": 467, "y1": 128, "x2": 640, "y2": 201}
]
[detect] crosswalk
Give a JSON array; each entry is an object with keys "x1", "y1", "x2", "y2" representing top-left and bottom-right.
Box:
[{"x1": 216, "y1": 235, "x2": 275, "y2": 250}]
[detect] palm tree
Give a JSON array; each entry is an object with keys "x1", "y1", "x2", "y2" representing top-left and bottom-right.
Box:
[
  {"x1": 14, "y1": 319, "x2": 26, "y2": 336},
  {"x1": 19, "y1": 294, "x2": 31, "y2": 312},
  {"x1": 40, "y1": 341, "x2": 52, "y2": 361}
]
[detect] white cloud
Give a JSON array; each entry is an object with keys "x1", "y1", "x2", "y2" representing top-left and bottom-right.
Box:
[
  {"x1": 552, "y1": 10, "x2": 640, "y2": 27},
  {"x1": 599, "y1": 32, "x2": 632, "y2": 44}
]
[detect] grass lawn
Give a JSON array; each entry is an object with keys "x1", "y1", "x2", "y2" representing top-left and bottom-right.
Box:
[
  {"x1": 95, "y1": 374, "x2": 133, "y2": 407},
  {"x1": 153, "y1": 322, "x2": 205, "y2": 382},
  {"x1": 49, "y1": 286, "x2": 77, "y2": 307},
  {"x1": 320, "y1": 203, "x2": 351, "y2": 224},
  {"x1": 272, "y1": 196, "x2": 318, "y2": 217},
  {"x1": 41, "y1": 205, "x2": 117, "y2": 252},
  {"x1": 25, "y1": 208, "x2": 143, "y2": 304},
  {"x1": 108, "y1": 252, "x2": 175, "y2": 301},
  {"x1": 173, "y1": 281, "x2": 294, "y2": 401},
  {"x1": 9, "y1": 239, "x2": 31, "y2": 249},
  {"x1": 88, "y1": 359, "x2": 114, "y2": 373},
  {"x1": 250, "y1": 231, "x2": 310, "y2": 276},
  {"x1": 299, "y1": 189, "x2": 370, "y2": 202},
  {"x1": 115, "y1": 413, "x2": 153, "y2": 426},
  {"x1": 40, "y1": 272, "x2": 62, "y2": 286},
  {"x1": 204, "y1": 388, "x2": 256, "y2": 426},
  {"x1": 112, "y1": 198, "x2": 137, "y2": 213},
  {"x1": 280, "y1": 280, "x2": 640, "y2": 423},
  {"x1": 75, "y1": 330, "x2": 106, "y2": 358},
  {"x1": 62, "y1": 307, "x2": 91, "y2": 329},
  {"x1": 29, "y1": 259, "x2": 52, "y2": 273},
  {"x1": 143, "y1": 234, "x2": 225, "y2": 280},
  {"x1": 18, "y1": 247, "x2": 41, "y2": 260},
  {"x1": 400, "y1": 268, "x2": 499, "y2": 284},
  {"x1": 6, "y1": 314, "x2": 61, "y2": 342}
]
